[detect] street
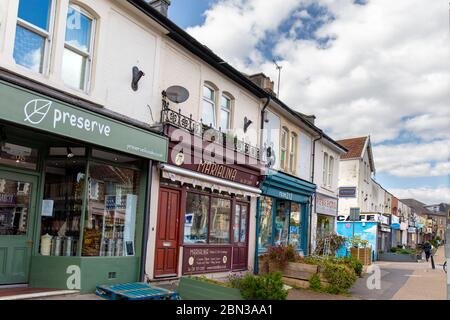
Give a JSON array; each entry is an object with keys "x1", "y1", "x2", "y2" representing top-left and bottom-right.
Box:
[{"x1": 350, "y1": 246, "x2": 447, "y2": 300}]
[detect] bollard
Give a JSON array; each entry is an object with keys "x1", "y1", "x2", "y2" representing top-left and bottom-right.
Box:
[{"x1": 431, "y1": 254, "x2": 435, "y2": 269}]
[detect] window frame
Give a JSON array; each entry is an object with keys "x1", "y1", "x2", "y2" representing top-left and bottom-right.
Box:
[
  {"x1": 62, "y1": 4, "x2": 96, "y2": 93},
  {"x1": 201, "y1": 84, "x2": 217, "y2": 127},
  {"x1": 14, "y1": 0, "x2": 56, "y2": 75},
  {"x1": 328, "y1": 155, "x2": 334, "y2": 187},
  {"x1": 323, "y1": 152, "x2": 329, "y2": 186},
  {"x1": 220, "y1": 94, "x2": 232, "y2": 132},
  {"x1": 280, "y1": 128, "x2": 288, "y2": 170},
  {"x1": 289, "y1": 133, "x2": 297, "y2": 173}
]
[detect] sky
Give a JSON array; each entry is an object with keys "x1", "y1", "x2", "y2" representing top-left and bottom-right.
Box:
[{"x1": 168, "y1": 0, "x2": 450, "y2": 205}]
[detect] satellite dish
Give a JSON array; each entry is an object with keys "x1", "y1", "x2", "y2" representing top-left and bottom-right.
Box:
[{"x1": 166, "y1": 85, "x2": 190, "y2": 104}]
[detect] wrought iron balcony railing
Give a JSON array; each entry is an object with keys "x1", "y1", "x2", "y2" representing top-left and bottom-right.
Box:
[{"x1": 160, "y1": 95, "x2": 262, "y2": 161}]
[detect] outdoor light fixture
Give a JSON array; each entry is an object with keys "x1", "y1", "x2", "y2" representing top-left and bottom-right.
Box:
[
  {"x1": 66, "y1": 147, "x2": 74, "y2": 158},
  {"x1": 244, "y1": 117, "x2": 253, "y2": 133},
  {"x1": 131, "y1": 66, "x2": 145, "y2": 91}
]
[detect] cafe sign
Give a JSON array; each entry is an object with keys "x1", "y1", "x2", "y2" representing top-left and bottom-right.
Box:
[
  {"x1": 0, "y1": 81, "x2": 168, "y2": 162},
  {"x1": 182, "y1": 246, "x2": 232, "y2": 275}
]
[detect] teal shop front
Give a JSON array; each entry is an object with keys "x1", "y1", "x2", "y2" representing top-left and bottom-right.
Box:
[
  {"x1": 0, "y1": 80, "x2": 168, "y2": 293},
  {"x1": 255, "y1": 171, "x2": 316, "y2": 271}
]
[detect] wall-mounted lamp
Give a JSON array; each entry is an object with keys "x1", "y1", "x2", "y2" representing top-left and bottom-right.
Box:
[
  {"x1": 131, "y1": 66, "x2": 145, "y2": 91},
  {"x1": 244, "y1": 117, "x2": 253, "y2": 133},
  {"x1": 67, "y1": 147, "x2": 74, "y2": 158}
]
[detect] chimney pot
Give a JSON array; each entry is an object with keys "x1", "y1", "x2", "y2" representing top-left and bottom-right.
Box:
[
  {"x1": 248, "y1": 73, "x2": 275, "y2": 96},
  {"x1": 149, "y1": 0, "x2": 171, "y2": 17}
]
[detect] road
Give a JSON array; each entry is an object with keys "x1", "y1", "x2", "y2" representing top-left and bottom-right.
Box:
[{"x1": 350, "y1": 246, "x2": 447, "y2": 300}]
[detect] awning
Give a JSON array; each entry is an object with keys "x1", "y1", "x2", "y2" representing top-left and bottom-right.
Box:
[
  {"x1": 160, "y1": 164, "x2": 261, "y2": 198},
  {"x1": 391, "y1": 223, "x2": 401, "y2": 230}
]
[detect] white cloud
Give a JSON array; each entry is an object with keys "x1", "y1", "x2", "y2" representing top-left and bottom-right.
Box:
[
  {"x1": 373, "y1": 139, "x2": 450, "y2": 177},
  {"x1": 388, "y1": 187, "x2": 450, "y2": 205},
  {"x1": 186, "y1": 0, "x2": 450, "y2": 180}
]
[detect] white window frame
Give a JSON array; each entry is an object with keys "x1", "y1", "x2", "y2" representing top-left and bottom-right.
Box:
[
  {"x1": 323, "y1": 152, "x2": 329, "y2": 186},
  {"x1": 280, "y1": 128, "x2": 288, "y2": 170},
  {"x1": 328, "y1": 155, "x2": 334, "y2": 187},
  {"x1": 62, "y1": 4, "x2": 96, "y2": 93},
  {"x1": 220, "y1": 94, "x2": 232, "y2": 132},
  {"x1": 289, "y1": 133, "x2": 296, "y2": 173},
  {"x1": 14, "y1": 0, "x2": 56, "y2": 75},
  {"x1": 202, "y1": 84, "x2": 216, "y2": 127}
]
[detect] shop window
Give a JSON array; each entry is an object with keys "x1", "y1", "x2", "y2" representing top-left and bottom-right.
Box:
[
  {"x1": 92, "y1": 149, "x2": 142, "y2": 167},
  {"x1": 317, "y1": 214, "x2": 333, "y2": 239},
  {"x1": 62, "y1": 5, "x2": 95, "y2": 92},
  {"x1": 49, "y1": 147, "x2": 86, "y2": 157},
  {"x1": 40, "y1": 159, "x2": 86, "y2": 256},
  {"x1": 184, "y1": 192, "x2": 209, "y2": 244},
  {"x1": 220, "y1": 94, "x2": 232, "y2": 132},
  {"x1": 258, "y1": 196, "x2": 273, "y2": 250},
  {"x1": 202, "y1": 84, "x2": 216, "y2": 127},
  {"x1": 289, "y1": 203, "x2": 301, "y2": 248},
  {"x1": 82, "y1": 162, "x2": 140, "y2": 256},
  {"x1": 234, "y1": 204, "x2": 247, "y2": 243},
  {"x1": 274, "y1": 200, "x2": 290, "y2": 246},
  {"x1": 13, "y1": 0, "x2": 54, "y2": 73},
  {"x1": 0, "y1": 142, "x2": 38, "y2": 170},
  {"x1": 210, "y1": 197, "x2": 231, "y2": 244}
]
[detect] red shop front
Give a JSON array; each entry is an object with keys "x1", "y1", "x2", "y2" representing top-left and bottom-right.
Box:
[{"x1": 152, "y1": 110, "x2": 263, "y2": 279}]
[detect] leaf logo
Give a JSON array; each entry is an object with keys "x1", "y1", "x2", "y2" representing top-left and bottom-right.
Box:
[{"x1": 24, "y1": 99, "x2": 52, "y2": 125}]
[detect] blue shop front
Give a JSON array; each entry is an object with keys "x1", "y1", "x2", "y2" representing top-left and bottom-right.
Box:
[{"x1": 255, "y1": 171, "x2": 316, "y2": 271}]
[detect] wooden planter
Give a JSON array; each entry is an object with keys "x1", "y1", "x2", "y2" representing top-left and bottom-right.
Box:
[
  {"x1": 350, "y1": 247, "x2": 372, "y2": 265},
  {"x1": 258, "y1": 258, "x2": 329, "y2": 289},
  {"x1": 177, "y1": 277, "x2": 243, "y2": 300}
]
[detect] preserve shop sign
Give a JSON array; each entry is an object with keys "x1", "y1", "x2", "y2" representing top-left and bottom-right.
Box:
[
  {"x1": 0, "y1": 81, "x2": 168, "y2": 162},
  {"x1": 182, "y1": 246, "x2": 232, "y2": 275}
]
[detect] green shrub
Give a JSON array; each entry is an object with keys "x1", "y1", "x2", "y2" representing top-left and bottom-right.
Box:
[
  {"x1": 265, "y1": 244, "x2": 299, "y2": 269},
  {"x1": 338, "y1": 257, "x2": 363, "y2": 277},
  {"x1": 309, "y1": 274, "x2": 322, "y2": 291},
  {"x1": 232, "y1": 272, "x2": 288, "y2": 300},
  {"x1": 390, "y1": 247, "x2": 398, "y2": 253},
  {"x1": 322, "y1": 263, "x2": 357, "y2": 294}
]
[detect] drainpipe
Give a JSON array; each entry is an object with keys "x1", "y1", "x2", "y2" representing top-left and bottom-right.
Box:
[
  {"x1": 308, "y1": 132, "x2": 323, "y2": 255},
  {"x1": 140, "y1": 159, "x2": 153, "y2": 282},
  {"x1": 254, "y1": 96, "x2": 271, "y2": 275}
]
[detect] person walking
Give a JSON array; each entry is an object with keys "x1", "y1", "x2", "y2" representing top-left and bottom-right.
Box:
[{"x1": 423, "y1": 241, "x2": 432, "y2": 262}]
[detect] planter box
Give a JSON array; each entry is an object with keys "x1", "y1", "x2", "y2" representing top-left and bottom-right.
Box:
[
  {"x1": 350, "y1": 248, "x2": 372, "y2": 265},
  {"x1": 378, "y1": 252, "x2": 419, "y2": 262},
  {"x1": 178, "y1": 277, "x2": 243, "y2": 300},
  {"x1": 259, "y1": 259, "x2": 329, "y2": 288}
]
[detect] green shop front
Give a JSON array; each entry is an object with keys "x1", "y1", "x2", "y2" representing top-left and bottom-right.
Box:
[
  {"x1": 0, "y1": 80, "x2": 168, "y2": 293},
  {"x1": 255, "y1": 171, "x2": 316, "y2": 272}
]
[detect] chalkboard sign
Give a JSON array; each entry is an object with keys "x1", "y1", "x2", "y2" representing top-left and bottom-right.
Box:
[{"x1": 125, "y1": 241, "x2": 134, "y2": 256}]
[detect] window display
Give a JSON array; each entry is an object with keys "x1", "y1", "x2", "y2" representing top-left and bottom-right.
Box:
[
  {"x1": 184, "y1": 193, "x2": 209, "y2": 244},
  {"x1": 40, "y1": 159, "x2": 86, "y2": 256},
  {"x1": 274, "y1": 201, "x2": 289, "y2": 246},
  {"x1": 82, "y1": 162, "x2": 140, "y2": 256},
  {"x1": 0, "y1": 178, "x2": 32, "y2": 235},
  {"x1": 210, "y1": 198, "x2": 231, "y2": 244},
  {"x1": 258, "y1": 196, "x2": 273, "y2": 249},
  {"x1": 317, "y1": 214, "x2": 334, "y2": 239},
  {"x1": 289, "y1": 203, "x2": 301, "y2": 248}
]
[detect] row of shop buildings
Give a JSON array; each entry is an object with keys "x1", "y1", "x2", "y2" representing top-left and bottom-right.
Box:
[
  {"x1": 334, "y1": 136, "x2": 446, "y2": 261},
  {"x1": 0, "y1": 0, "x2": 347, "y2": 292}
]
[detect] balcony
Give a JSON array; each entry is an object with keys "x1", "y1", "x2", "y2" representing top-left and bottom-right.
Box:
[{"x1": 160, "y1": 95, "x2": 262, "y2": 161}]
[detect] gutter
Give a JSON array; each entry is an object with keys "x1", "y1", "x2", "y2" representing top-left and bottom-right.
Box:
[{"x1": 309, "y1": 132, "x2": 323, "y2": 255}]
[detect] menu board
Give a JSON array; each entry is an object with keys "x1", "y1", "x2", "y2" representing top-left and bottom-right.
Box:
[{"x1": 182, "y1": 246, "x2": 232, "y2": 275}]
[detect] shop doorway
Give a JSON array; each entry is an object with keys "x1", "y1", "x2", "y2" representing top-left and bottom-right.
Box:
[
  {"x1": 232, "y1": 202, "x2": 249, "y2": 271},
  {"x1": 0, "y1": 170, "x2": 38, "y2": 285},
  {"x1": 154, "y1": 188, "x2": 181, "y2": 278}
]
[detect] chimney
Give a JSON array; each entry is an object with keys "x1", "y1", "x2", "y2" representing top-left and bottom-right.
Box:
[
  {"x1": 248, "y1": 73, "x2": 275, "y2": 96},
  {"x1": 149, "y1": 0, "x2": 171, "y2": 17}
]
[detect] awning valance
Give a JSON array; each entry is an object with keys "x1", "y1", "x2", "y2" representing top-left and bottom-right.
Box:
[{"x1": 160, "y1": 164, "x2": 261, "y2": 198}]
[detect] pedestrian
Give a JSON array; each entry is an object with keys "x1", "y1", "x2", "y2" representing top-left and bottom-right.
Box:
[{"x1": 423, "y1": 241, "x2": 432, "y2": 262}]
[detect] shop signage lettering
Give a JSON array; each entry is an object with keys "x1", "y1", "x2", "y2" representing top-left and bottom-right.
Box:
[
  {"x1": 0, "y1": 81, "x2": 168, "y2": 161},
  {"x1": 182, "y1": 246, "x2": 232, "y2": 275},
  {"x1": 316, "y1": 193, "x2": 338, "y2": 216},
  {"x1": 278, "y1": 191, "x2": 293, "y2": 200},
  {"x1": 338, "y1": 214, "x2": 377, "y2": 222},
  {"x1": 0, "y1": 193, "x2": 16, "y2": 205},
  {"x1": 197, "y1": 161, "x2": 237, "y2": 181}
]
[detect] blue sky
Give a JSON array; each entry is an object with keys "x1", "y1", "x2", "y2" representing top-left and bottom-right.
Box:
[{"x1": 168, "y1": 0, "x2": 450, "y2": 204}]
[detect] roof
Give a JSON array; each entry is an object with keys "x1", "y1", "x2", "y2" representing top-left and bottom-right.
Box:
[
  {"x1": 337, "y1": 137, "x2": 368, "y2": 159},
  {"x1": 127, "y1": 0, "x2": 348, "y2": 153},
  {"x1": 424, "y1": 203, "x2": 449, "y2": 217},
  {"x1": 400, "y1": 199, "x2": 432, "y2": 216}
]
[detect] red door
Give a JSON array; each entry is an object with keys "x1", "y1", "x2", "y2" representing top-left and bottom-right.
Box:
[
  {"x1": 232, "y1": 203, "x2": 249, "y2": 270},
  {"x1": 154, "y1": 188, "x2": 181, "y2": 278}
]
